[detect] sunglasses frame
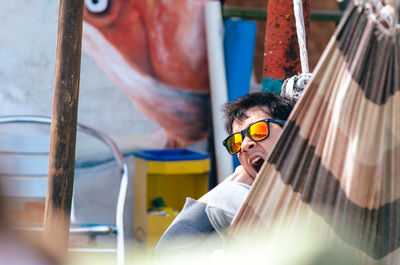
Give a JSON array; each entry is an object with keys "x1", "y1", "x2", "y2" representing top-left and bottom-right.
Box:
[{"x1": 222, "y1": 118, "x2": 286, "y2": 155}]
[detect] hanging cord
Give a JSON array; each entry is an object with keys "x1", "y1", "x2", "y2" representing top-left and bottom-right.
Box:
[
  {"x1": 281, "y1": 73, "x2": 313, "y2": 100},
  {"x1": 383, "y1": 0, "x2": 399, "y2": 27},
  {"x1": 293, "y1": 0, "x2": 309, "y2": 74},
  {"x1": 281, "y1": 0, "x2": 313, "y2": 100},
  {"x1": 364, "y1": 0, "x2": 398, "y2": 28}
]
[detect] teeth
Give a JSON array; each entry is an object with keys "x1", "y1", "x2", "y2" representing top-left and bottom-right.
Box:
[{"x1": 251, "y1": 157, "x2": 261, "y2": 165}]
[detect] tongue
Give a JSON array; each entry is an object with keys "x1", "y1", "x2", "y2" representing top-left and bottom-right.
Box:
[{"x1": 252, "y1": 158, "x2": 265, "y2": 173}]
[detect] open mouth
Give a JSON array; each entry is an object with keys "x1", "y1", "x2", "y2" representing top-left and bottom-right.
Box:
[{"x1": 251, "y1": 157, "x2": 265, "y2": 173}]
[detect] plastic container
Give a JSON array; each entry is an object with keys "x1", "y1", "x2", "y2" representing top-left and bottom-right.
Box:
[{"x1": 133, "y1": 149, "x2": 210, "y2": 251}]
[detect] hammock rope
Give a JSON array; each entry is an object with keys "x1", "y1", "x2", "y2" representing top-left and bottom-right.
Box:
[
  {"x1": 293, "y1": 0, "x2": 309, "y2": 74},
  {"x1": 281, "y1": 0, "x2": 312, "y2": 99}
]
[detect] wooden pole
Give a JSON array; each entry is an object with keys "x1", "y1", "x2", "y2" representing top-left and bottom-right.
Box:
[
  {"x1": 261, "y1": 0, "x2": 310, "y2": 94},
  {"x1": 43, "y1": 0, "x2": 84, "y2": 257}
]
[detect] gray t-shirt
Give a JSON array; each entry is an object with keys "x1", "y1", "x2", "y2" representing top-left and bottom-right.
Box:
[{"x1": 154, "y1": 181, "x2": 250, "y2": 256}]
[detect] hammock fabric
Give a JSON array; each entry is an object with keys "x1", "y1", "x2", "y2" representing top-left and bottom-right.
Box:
[{"x1": 231, "y1": 2, "x2": 399, "y2": 264}]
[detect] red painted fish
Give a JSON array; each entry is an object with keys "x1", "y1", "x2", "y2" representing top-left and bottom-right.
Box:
[{"x1": 82, "y1": 0, "x2": 210, "y2": 146}]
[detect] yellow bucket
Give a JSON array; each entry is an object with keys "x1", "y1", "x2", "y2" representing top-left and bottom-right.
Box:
[{"x1": 132, "y1": 149, "x2": 210, "y2": 252}]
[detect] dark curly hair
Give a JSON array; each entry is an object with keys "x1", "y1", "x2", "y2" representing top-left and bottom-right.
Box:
[{"x1": 222, "y1": 92, "x2": 296, "y2": 134}]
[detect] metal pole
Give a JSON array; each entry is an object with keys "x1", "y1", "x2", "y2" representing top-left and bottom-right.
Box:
[
  {"x1": 222, "y1": 7, "x2": 342, "y2": 22},
  {"x1": 261, "y1": 0, "x2": 311, "y2": 93},
  {"x1": 43, "y1": 0, "x2": 84, "y2": 258}
]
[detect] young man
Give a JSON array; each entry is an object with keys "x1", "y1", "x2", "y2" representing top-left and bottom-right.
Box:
[{"x1": 155, "y1": 92, "x2": 296, "y2": 255}]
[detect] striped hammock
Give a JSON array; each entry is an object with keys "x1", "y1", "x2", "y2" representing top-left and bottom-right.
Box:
[{"x1": 230, "y1": 1, "x2": 399, "y2": 264}]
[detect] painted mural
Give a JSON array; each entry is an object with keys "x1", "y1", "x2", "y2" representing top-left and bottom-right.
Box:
[{"x1": 82, "y1": 0, "x2": 211, "y2": 147}]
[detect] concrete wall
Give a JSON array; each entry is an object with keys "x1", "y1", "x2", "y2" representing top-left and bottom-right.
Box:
[
  {"x1": 0, "y1": 0, "x2": 155, "y2": 139},
  {"x1": 0, "y1": 0, "x2": 210, "y2": 241}
]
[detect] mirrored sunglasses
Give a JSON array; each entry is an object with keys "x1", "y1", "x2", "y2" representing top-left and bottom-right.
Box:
[{"x1": 222, "y1": 118, "x2": 286, "y2": 155}]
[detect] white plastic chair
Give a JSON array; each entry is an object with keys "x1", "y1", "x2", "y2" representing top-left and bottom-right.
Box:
[{"x1": 0, "y1": 115, "x2": 128, "y2": 265}]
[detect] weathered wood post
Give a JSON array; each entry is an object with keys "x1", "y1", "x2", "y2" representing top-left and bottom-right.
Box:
[
  {"x1": 261, "y1": 0, "x2": 310, "y2": 93},
  {"x1": 43, "y1": 0, "x2": 84, "y2": 257}
]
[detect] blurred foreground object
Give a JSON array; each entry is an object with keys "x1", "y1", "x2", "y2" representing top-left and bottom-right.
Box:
[
  {"x1": 151, "y1": 217, "x2": 354, "y2": 265},
  {"x1": 231, "y1": 1, "x2": 400, "y2": 264},
  {"x1": 0, "y1": 179, "x2": 58, "y2": 265}
]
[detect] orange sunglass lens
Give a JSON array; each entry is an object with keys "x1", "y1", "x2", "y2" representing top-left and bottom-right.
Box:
[
  {"x1": 248, "y1": 121, "x2": 269, "y2": 140},
  {"x1": 227, "y1": 133, "x2": 242, "y2": 154}
]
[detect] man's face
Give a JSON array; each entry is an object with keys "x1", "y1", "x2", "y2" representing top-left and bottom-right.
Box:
[{"x1": 232, "y1": 107, "x2": 283, "y2": 179}]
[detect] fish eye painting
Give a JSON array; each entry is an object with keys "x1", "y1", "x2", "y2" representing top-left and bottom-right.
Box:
[{"x1": 0, "y1": 0, "x2": 211, "y2": 149}]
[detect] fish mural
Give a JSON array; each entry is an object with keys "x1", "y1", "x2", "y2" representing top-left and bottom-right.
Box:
[{"x1": 82, "y1": 0, "x2": 211, "y2": 147}]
